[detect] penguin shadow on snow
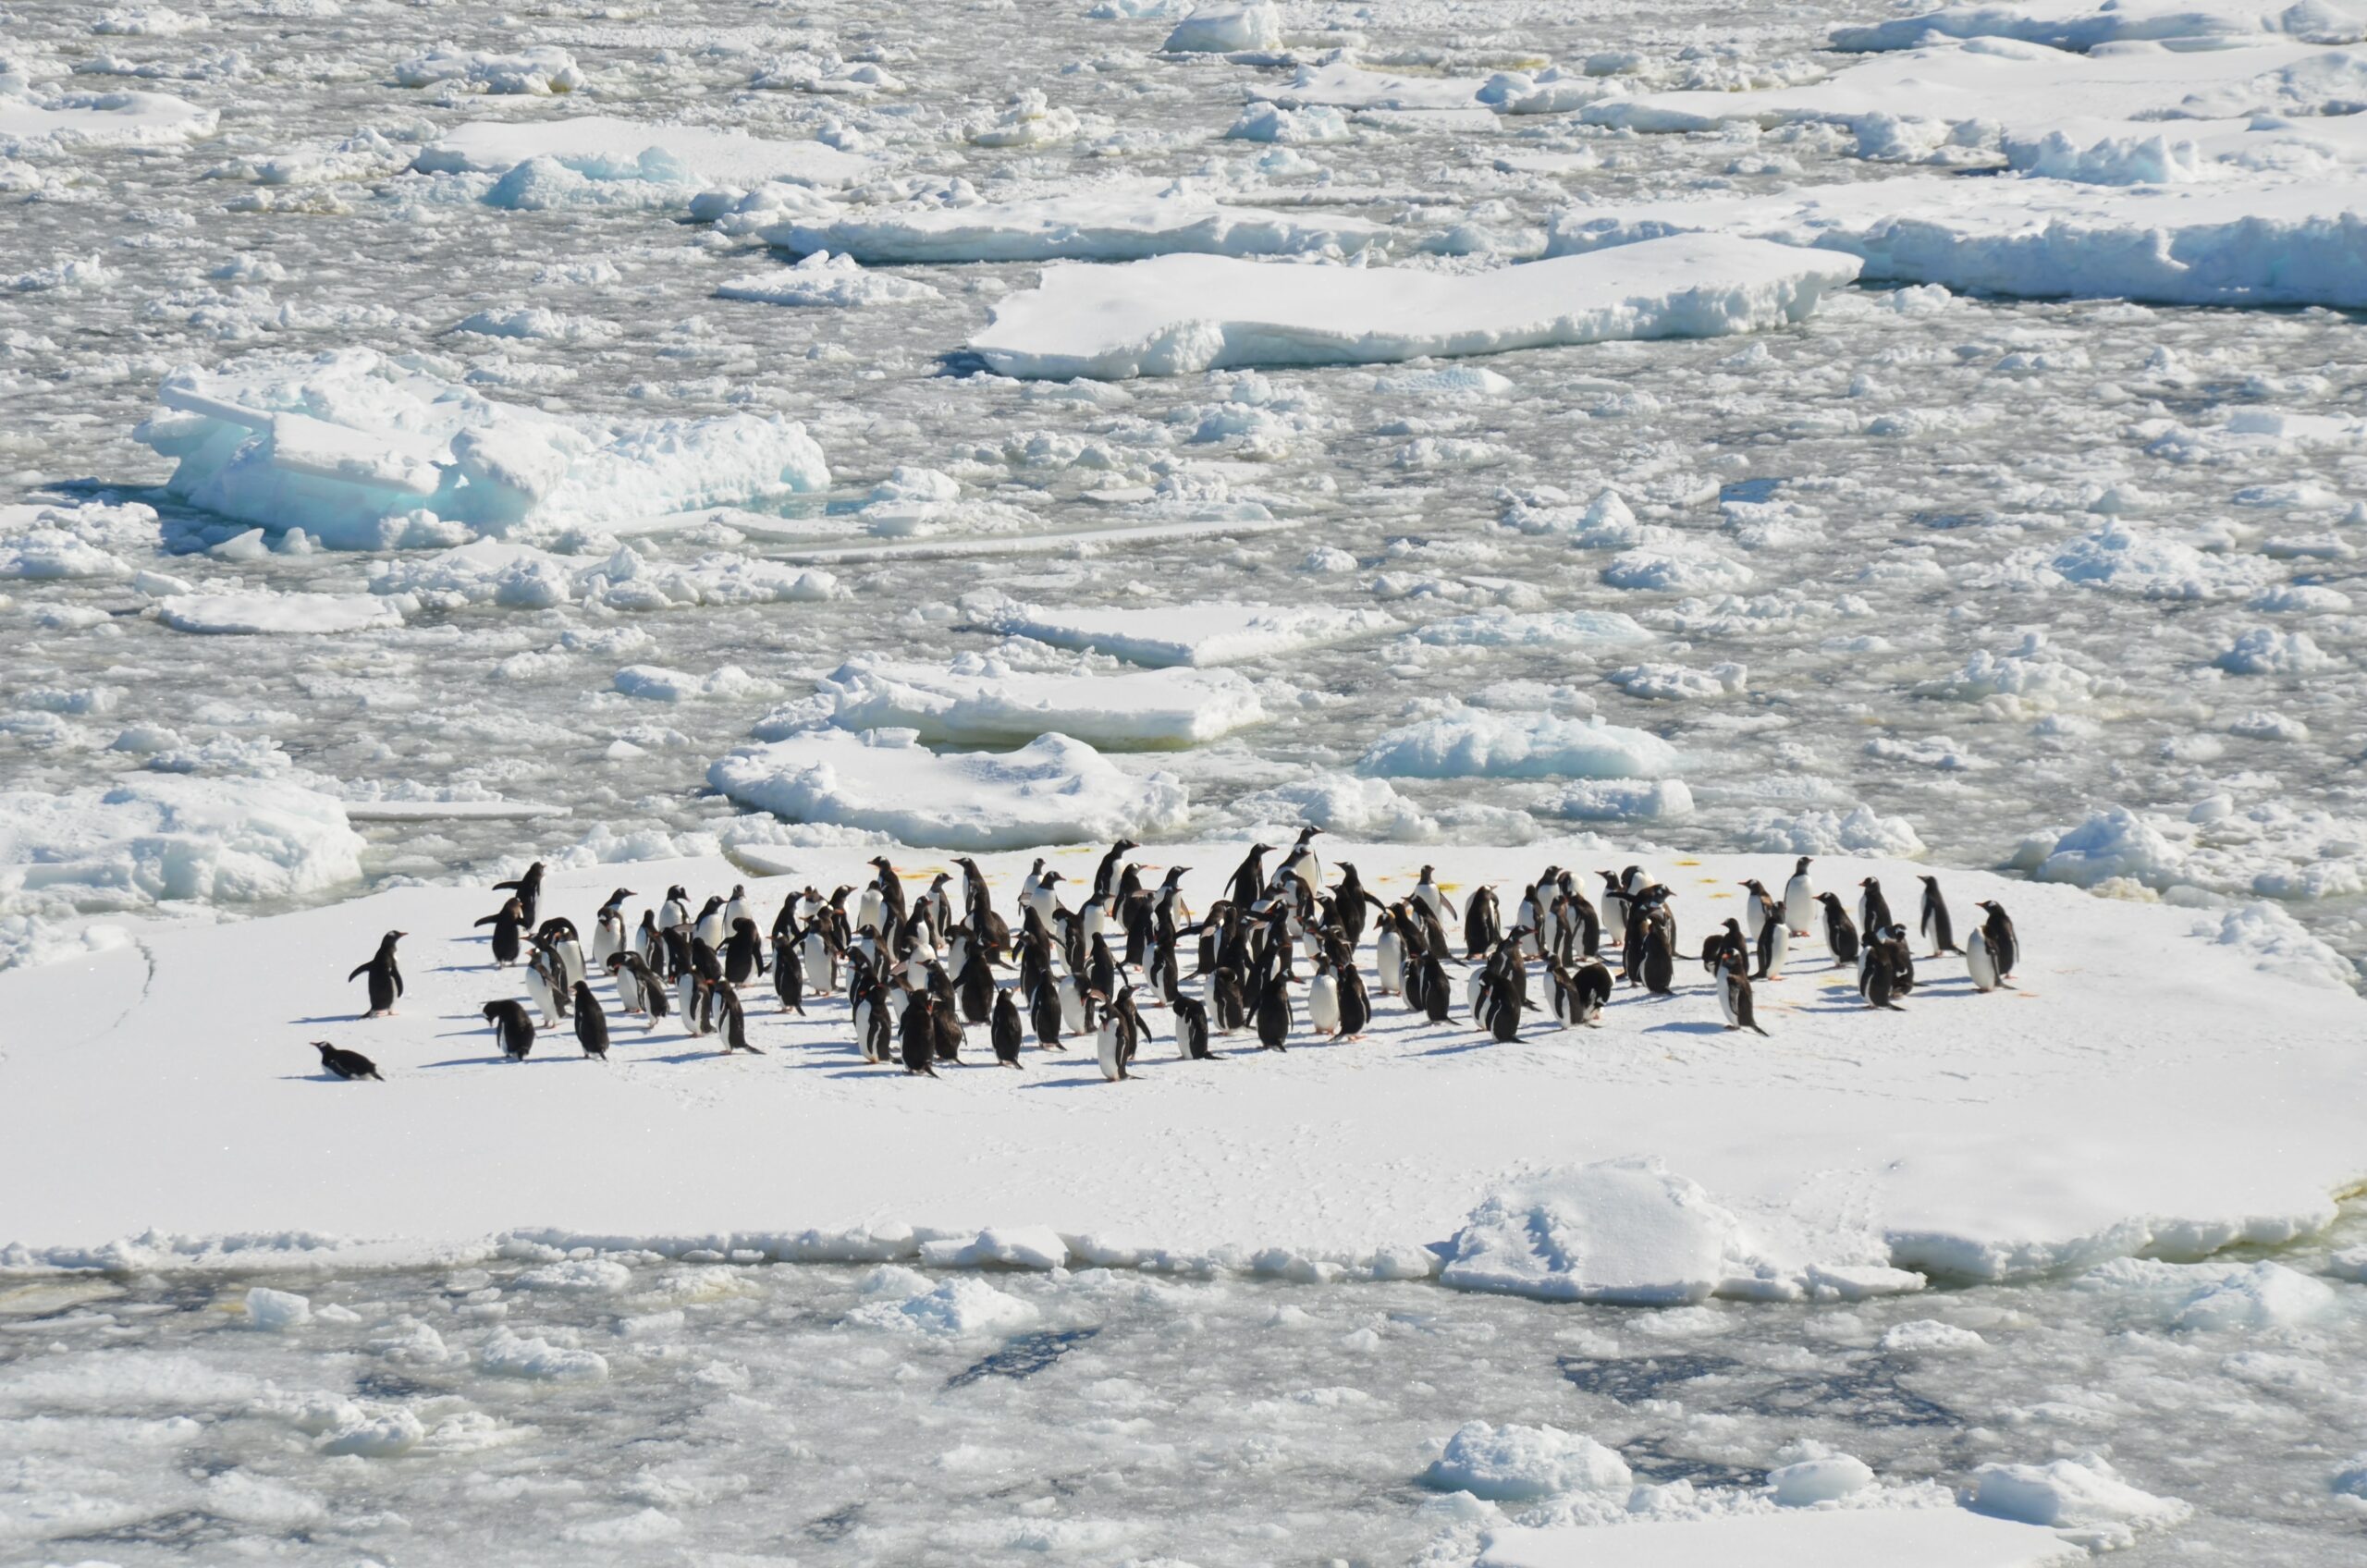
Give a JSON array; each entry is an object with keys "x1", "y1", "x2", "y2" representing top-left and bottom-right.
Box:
[{"x1": 1643, "y1": 1020, "x2": 1735, "y2": 1036}]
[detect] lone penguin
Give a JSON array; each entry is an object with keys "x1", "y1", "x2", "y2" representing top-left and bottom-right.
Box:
[
  {"x1": 312, "y1": 1040, "x2": 382, "y2": 1081},
  {"x1": 348, "y1": 931, "x2": 405, "y2": 1018}
]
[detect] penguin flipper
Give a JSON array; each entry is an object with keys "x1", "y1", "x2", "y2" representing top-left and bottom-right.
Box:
[{"x1": 347, "y1": 962, "x2": 368, "y2": 982}]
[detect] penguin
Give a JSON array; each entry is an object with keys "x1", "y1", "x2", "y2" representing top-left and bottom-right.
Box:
[
  {"x1": 1227, "y1": 843, "x2": 1271, "y2": 912},
  {"x1": 523, "y1": 946, "x2": 562, "y2": 1026},
  {"x1": 1557, "y1": 958, "x2": 1612, "y2": 1027},
  {"x1": 1028, "y1": 979, "x2": 1065, "y2": 1050},
  {"x1": 773, "y1": 937, "x2": 805, "y2": 1014},
  {"x1": 483, "y1": 998, "x2": 535, "y2": 1061},
  {"x1": 1741, "y1": 880, "x2": 1774, "y2": 945},
  {"x1": 591, "y1": 888, "x2": 632, "y2": 967},
  {"x1": 1332, "y1": 862, "x2": 1386, "y2": 949},
  {"x1": 312, "y1": 1040, "x2": 381, "y2": 1081},
  {"x1": 1097, "y1": 986, "x2": 1146, "y2": 1080},
  {"x1": 1254, "y1": 972, "x2": 1293, "y2": 1050},
  {"x1": 679, "y1": 970, "x2": 708, "y2": 1037},
  {"x1": 1720, "y1": 955, "x2": 1771, "y2": 1037},
  {"x1": 868, "y1": 857, "x2": 908, "y2": 935},
  {"x1": 1919, "y1": 876, "x2": 1960, "y2": 956},
  {"x1": 801, "y1": 923, "x2": 839, "y2": 997},
  {"x1": 493, "y1": 862, "x2": 545, "y2": 927},
  {"x1": 1417, "y1": 951, "x2": 1453, "y2": 1024},
  {"x1": 473, "y1": 898, "x2": 525, "y2": 967},
  {"x1": 1754, "y1": 909, "x2": 1790, "y2": 981},
  {"x1": 1859, "y1": 935, "x2": 1905, "y2": 1011},
  {"x1": 1816, "y1": 892, "x2": 1860, "y2": 965},
  {"x1": 1374, "y1": 906, "x2": 1406, "y2": 998},
  {"x1": 1414, "y1": 864, "x2": 1457, "y2": 925},
  {"x1": 573, "y1": 982, "x2": 609, "y2": 1059},
  {"x1": 1277, "y1": 826, "x2": 1325, "y2": 899},
  {"x1": 658, "y1": 885, "x2": 689, "y2": 935},
  {"x1": 1858, "y1": 877, "x2": 1893, "y2": 938},
  {"x1": 1210, "y1": 966, "x2": 1247, "y2": 1034},
  {"x1": 991, "y1": 988, "x2": 1024, "y2": 1067},
  {"x1": 957, "y1": 945, "x2": 996, "y2": 1025},
  {"x1": 609, "y1": 951, "x2": 668, "y2": 1027},
  {"x1": 1967, "y1": 925, "x2": 2000, "y2": 992},
  {"x1": 899, "y1": 989, "x2": 938, "y2": 1077},
  {"x1": 722, "y1": 883, "x2": 753, "y2": 933},
  {"x1": 1484, "y1": 966, "x2": 1523, "y2": 1043},
  {"x1": 1174, "y1": 993, "x2": 1214, "y2": 1060},
  {"x1": 1974, "y1": 900, "x2": 2018, "y2": 981},
  {"x1": 723, "y1": 917, "x2": 767, "y2": 986},
  {"x1": 348, "y1": 931, "x2": 405, "y2": 1018},
  {"x1": 1335, "y1": 958, "x2": 1371, "y2": 1040},
  {"x1": 1307, "y1": 951, "x2": 1342, "y2": 1035},
  {"x1": 1783, "y1": 857, "x2": 1816, "y2": 937},
  {"x1": 714, "y1": 984, "x2": 761, "y2": 1055},
  {"x1": 1702, "y1": 918, "x2": 1748, "y2": 979},
  {"x1": 636, "y1": 909, "x2": 663, "y2": 968},
  {"x1": 542, "y1": 918, "x2": 586, "y2": 989},
  {"x1": 1885, "y1": 925, "x2": 1918, "y2": 996},
  {"x1": 1640, "y1": 919, "x2": 1674, "y2": 997},
  {"x1": 693, "y1": 896, "x2": 727, "y2": 951},
  {"x1": 1598, "y1": 871, "x2": 1630, "y2": 944},
  {"x1": 1464, "y1": 887, "x2": 1502, "y2": 960},
  {"x1": 1095, "y1": 837, "x2": 1138, "y2": 902},
  {"x1": 931, "y1": 983, "x2": 965, "y2": 1063}
]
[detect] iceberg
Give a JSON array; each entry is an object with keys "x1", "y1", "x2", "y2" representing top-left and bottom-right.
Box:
[
  {"x1": 707, "y1": 729, "x2": 1191, "y2": 850},
  {"x1": 968, "y1": 236, "x2": 1862, "y2": 379},
  {"x1": 132, "y1": 350, "x2": 828, "y2": 547}
]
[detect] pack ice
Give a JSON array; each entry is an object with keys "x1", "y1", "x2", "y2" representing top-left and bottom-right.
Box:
[
  {"x1": 413, "y1": 116, "x2": 877, "y2": 190},
  {"x1": 1833, "y1": 0, "x2": 2367, "y2": 51},
  {"x1": 131, "y1": 350, "x2": 829, "y2": 546},
  {"x1": 968, "y1": 236, "x2": 1863, "y2": 378},
  {"x1": 755, "y1": 655, "x2": 1269, "y2": 748}
]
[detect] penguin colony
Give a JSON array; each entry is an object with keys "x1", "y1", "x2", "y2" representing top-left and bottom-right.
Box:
[{"x1": 312, "y1": 839, "x2": 2022, "y2": 1084}]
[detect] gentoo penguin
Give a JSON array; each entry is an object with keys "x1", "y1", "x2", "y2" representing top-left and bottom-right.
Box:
[
  {"x1": 868, "y1": 857, "x2": 908, "y2": 934},
  {"x1": 658, "y1": 885, "x2": 689, "y2": 935},
  {"x1": 1028, "y1": 979, "x2": 1064, "y2": 1050},
  {"x1": 1307, "y1": 950, "x2": 1343, "y2": 1035},
  {"x1": 679, "y1": 970, "x2": 708, "y2": 1036},
  {"x1": 348, "y1": 931, "x2": 405, "y2": 1018},
  {"x1": 572, "y1": 982, "x2": 609, "y2": 1059},
  {"x1": 714, "y1": 984, "x2": 761, "y2": 1055},
  {"x1": 1417, "y1": 951, "x2": 1453, "y2": 1024},
  {"x1": 693, "y1": 896, "x2": 727, "y2": 951},
  {"x1": 1754, "y1": 908, "x2": 1790, "y2": 981},
  {"x1": 1640, "y1": 918, "x2": 1674, "y2": 997},
  {"x1": 1783, "y1": 857, "x2": 1816, "y2": 937},
  {"x1": 474, "y1": 898, "x2": 525, "y2": 967},
  {"x1": 1967, "y1": 924, "x2": 2001, "y2": 992},
  {"x1": 1483, "y1": 963, "x2": 1523, "y2": 1043},
  {"x1": 1209, "y1": 967, "x2": 1247, "y2": 1034},
  {"x1": 1555, "y1": 958, "x2": 1613, "y2": 1027},
  {"x1": 801, "y1": 922, "x2": 839, "y2": 997},
  {"x1": 1858, "y1": 877, "x2": 1893, "y2": 939},
  {"x1": 1374, "y1": 906, "x2": 1406, "y2": 997},
  {"x1": 991, "y1": 989, "x2": 1024, "y2": 1067},
  {"x1": 1335, "y1": 958, "x2": 1371, "y2": 1040},
  {"x1": 1098, "y1": 986, "x2": 1147, "y2": 1080},
  {"x1": 899, "y1": 989, "x2": 938, "y2": 1077},
  {"x1": 722, "y1": 883, "x2": 753, "y2": 933},
  {"x1": 1720, "y1": 954, "x2": 1771, "y2": 1037},
  {"x1": 1598, "y1": 871, "x2": 1630, "y2": 944},
  {"x1": 1702, "y1": 917, "x2": 1748, "y2": 979},
  {"x1": 1228, "y1": 843, "x2": 1272, "y2": 912},
  {"x1": 484, "y1": 998, "x2": 536, "y2": 1061},
  {"x1": 1919, "y1": 876, "x2": 1960, "y2": 956},
  {"x1": 312, "y1": 1040, "x2": 381, "y2": 1081},
  {"x1": 1277, "y1": 826, "x2": 1324, "y2": 899},
  {"x1": 1255, "y1": 972, "x2": 1293, "y2": 1050},
  {"x1": 1095, "y1": 838, "x2": 1138, "y2": 901},
  {"x1": 723, "y1": 917, "x2": 767, "y2": 986},
  {"x1": 1464, "y1": 887, "x2": 1502, "y2": 960},
  {"x1": 1816, "y1": 893, "x2": 1860, "y2": 965},
  {"x1": 636, "y1": 909, "x2": 663, "y2": 968},
  {"x1": 773, "y1": 937, "x2": 805, "y2": 1014},
  {"x1": 542, "y1": 918, "x2": 586, "y2": 988},
  {"x1": 1414, "y1": 864, "x2": 1457, "y2": 925},
  {"x1": 1333, "y1": 863, "x2": 1385, "y2": 949},
  {"x1": 1741, "y1": 881, "x2": 1775, "y2": 944},
  {"x1": 1884, "y1": 925, "x2": 1918, "y2": 996},
  {"x1": 1973, "y1": 900, "x2": 2018, "y2": 981},
  {"x1": 608, "y1": 951, "x2": 666, "y2": 1025},
  {"x1": 494, "y1": 862, "x2": 545, "y2": 927},
  {"x1": 591, "y1": 888, "x2": 632, "y2": 966},
  {"x1": 1859, "y1": 934, "x2": 1905, "y2": 1011},
  {"x1": 1174, "y1": 993, "x2": 1214, "y2": 1060}
]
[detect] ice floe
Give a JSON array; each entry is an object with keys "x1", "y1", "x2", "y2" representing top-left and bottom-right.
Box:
[
  {"x1": 1161, "y1": 3, "x2": 1282, "y2": 53},
  {"x1": 969, "y1": 236, "x2": 1863, "y2": 378},
  {"x1": 132, "y1": 350, "x2": 828, "y2": 547},
  {"x1": 763, "y1": 181, "x2": 1381, "y2": 264},
  {"x1": 1358, "y1": 710, "x2": 1683, "y2": 780},
  {"x1": 714, "y1": 251, "x2": 938, "y2": 308},
  {"x1": 706, "y1": 731, "x2": 1191, "y2": 850},
  {"x1": 1477, "y1": 1510, "x2": 2085, "y2": 1568},
  {"x1": 154, "y1": 591, "x2": 403, "y2": 636},
  {"x1": 0, "y1": 88, "x2": 216, "y2": 154},
  {"x1": 968, "y1": 595, "x2": 1397, "y2": 667},
  {"x1": 392, "y1": 45, "x2": 587, "y2": 96},
  {"x1": 754, "y1": 655, "x2": 1267, "y2": 748},
  {"x1": 1834, "y1": 0, "x2": 2367, "y2": 52},
  {"x1": 413, "y1": 116, "x2": 875, "y2": 189},
  {"x1": 368, "y1": 541, "x2": 839, "y2": 613}
]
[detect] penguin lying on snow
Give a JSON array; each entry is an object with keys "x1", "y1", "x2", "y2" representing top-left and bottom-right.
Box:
[{"x1": 313, "y1": 1041, "x2": 382, "y2": 1081}]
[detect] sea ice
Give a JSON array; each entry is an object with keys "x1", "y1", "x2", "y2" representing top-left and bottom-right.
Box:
[
  {"x1": 0, "y1": 89, "x2": 216, "y2": 154},
  {"x1": 1834, "y1": 1, "x2": 2367, "y2": 52},
  {"x1": 1421, "y1": 1421, "x2": 1634, "y2": 1501},
  {"x1": 392, "y1": 45, "x2": 587, "y2": 96},
  {"x1": 1970, "y1": 1453, "x2": 2191, "y2": 1532},
  {"x1": 414, "y1": 116, "x2": 875, "y2": 189},
  {"x1": 1478, "y1": 1510, "x2": 2085, "y2": 1568},
  {"x1": 715, "y1": 251, "x2": 939, "y2": 308},
  {"x1": 706, "y1": 730, "x2": 1191, "y2": 850},
  {"x1": 969, "y1": 595, "x2": 1397, "y2": 667},
  {"x1": 154, "y1": 591, "x2": 404, "y2": 636},
  {"x1": 969, "y1": 236, "x2": 1862, "y2": 378},
  {"x1": 759, "y1": 655, "x2": 1267, "y2": 748},
  {"x1": 765, "y1": 182, "x2": 1381, "y2": 264},
  {"x1": 1357, "y1": 710, "x2": 1682, "y2": 781},
  {"x1": 1161, "y1": 2, "x2": 1282, "y2": 53}
]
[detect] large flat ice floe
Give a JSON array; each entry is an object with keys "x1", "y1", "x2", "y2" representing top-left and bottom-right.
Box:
[
  {"x1": 1833, "y1": 0, "x2": 2367, "y2": 51},
  {"x1": 967, "y1": 236, "x2": 1863, "y2": 378},
  {"x1": 0, "y1": 89, "x2": 217, "y2": 154},
  {"x1": 968, "y1": 595, "x2": 1398, "y2": 667},
  {"x1": 706, "y1": 730, "x2": 1192, "y2": 850},
  {"x1": 754, "y1": 655, "x2": 1267, "y2": 748},
  {"x1": 132, "y1": 350, "x2": 829, "y2": 546},
  {"x1": 1478, "y1": 1508, "x2": 2083, "y2": 1568},
  {"x1": 412, "y1": 116, "x2": 875, "y2": 190},
  {"x1": 3, "y1": 845, "x2": 2357, "y2": 1292},
  {"x1": 1551, "y1": 175, "x2": 2367, "y2": 306},
  {"x1": 762, "y1": 183, "x2": 1382, "y2": 264}
]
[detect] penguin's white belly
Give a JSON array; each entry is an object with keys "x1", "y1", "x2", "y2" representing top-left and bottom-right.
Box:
[
  {"x1": 591, "y1": 925, "x2": 618, "y2": 965},
  {"x1": 1720, "y1": 974, "x2": 1741, "y2": 1025},
  {"x1": 1096, "y1": 1022, "x2": 1123, "y2": 1081},
  {"x1": 801, "y1": 938, "x2": 829, "y2": 992},
  {"x1": 525, "y1": 973, "x2": 555, "y2": 1025},
  {"x1": 1309, "y1": 975, "x2": 1341, "y2": 1032},
  {"x1": 1784, "y1": 880, "x2": 1814, "y2": 935},
  {"x1": 1059, "y1": 977, "x2": 1085, "y2": 1034},
  {"x1": 857, "y1": 891, "x2": 883, "y2": 933},
  {"x1": 853, "y1": 1000, "x2": 877, "y2": 1058},
  {"x1": 1763, "y1": 924, "x2": 1788, "y2": 979},
  {"x1": 1376, "y1": 932, "x2": 1404, "y2": 995},
  {"x1": 678, "y1": 976, "x2": 700, "y2": 1030},
  {"x1": 1967, "y1": 929, "x2": 1997, "y2": 991}
]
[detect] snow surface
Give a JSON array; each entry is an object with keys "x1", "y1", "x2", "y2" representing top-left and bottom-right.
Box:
[
  {"x1": 1478, "y1": 1510, "x2": 2084, "y2": 1568},
  {"x1": 969, "y1": 237, "x2": 1863, "y2": 378},
  {"x1": 968, "y1": 595, "x2": 1398, "y2": 667},
  {"x1": 132, "y1": 349, "x2": 829, "y2": 546},
  {"x1": 1, "y1": 845, "x2": 2357, "y2": 1299}
]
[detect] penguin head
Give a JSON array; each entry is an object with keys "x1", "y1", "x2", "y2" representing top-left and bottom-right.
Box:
[
  {"x1": 381, "y1": 930, "x2": 407, "y2": 949},
  {"x1": 312, "y1": 1040, "x2": 335, "y2": 1057},
  {"x1": 1796, "y1": 858, "x2": 1812, "y2": 875}
]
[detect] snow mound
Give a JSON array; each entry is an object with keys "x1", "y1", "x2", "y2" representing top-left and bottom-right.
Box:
[
  {"x1": 415, "y1": 116, "x2": 874, "y2": 188},
  {"x1": 0, "y1": 499, "x2": 153, "y2": 580},
  {"x1": 1359, "y1": 710, "x2": 1681, "y2": 781},
  {"x1": 1550, "y1": 174, "x2": 2367, "y2": 308},
  {"x1": 2047, "y1": 521, "x2": 2268, "y2": 601},
  {"x1": 707, "y1": 729, "x2": 1191, "y2": 851},
  {"x1": 767, "y1": 183, "x2": 1379, "y2": 265},
  {"x1": 972, "y1": 595, "x2": 1395, "y2": 667},
  {"x1": 0, "y1": 775, "x2": 363, "y2": 927},
  {"x1": 1834, "y1": 1, "x2": 2367, "y2": 52},
  {"x1": 1546, "y1": 778, "x2": 1696, "y2": 822},
  {"x1": 764, "y1": 655, "x2": 1266, "y2": 748},
  {"x1": 2192, "y1": 902, "x2": 2359, "y2": 990},
  {"x1": 2032, "y1": 804, "x2": 2184, "y2": 888},
  {"x1": 1438, "y1": 1158, "x2": 1750, "y2": 1305},
  {"x1": 1163, "y1": 3, "x2": 1282, "y2": 52},
  {"x1": 2165, "y1": 1259, "x2": 2336, "y2": 1329},
  {"x1": 0, "y1": 89, "x2": 216, "y2": 155},
  {"x1": 1881, "y1": 1319, "x2": 1989, "y2": 1354},
  {"x1": 156, "y1": 591, "x2": 403, "y2": 636},
  {"x1": 716, "y1": 251, "x2": 938, "y2": 308},
  {"x1": 480, "y1": 1329, "x2": 609, "y2": 1381},
  {"x1": 1421, "y1": 1421, "x2": 1634, "y2": 1501},
  {"x1": 1970, "y1": 1453, "x2": 2191, "y2": 1532},
  {"x1": 855, "y1": 1275, "x2": 1041, "y2": 1336},
  {"x1": 971, "y1": 236, "x2": 1861, "y2": 378},
  {"x1": 133, "y1": 350, "x2": 828, "y2": 547},
  {"x1": 1769, "y1": 1454, "x2": 1874, "y2": 1504},
  {"x1": 1743, "y1": 804, "x2": 1927, "y2": 858}
]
